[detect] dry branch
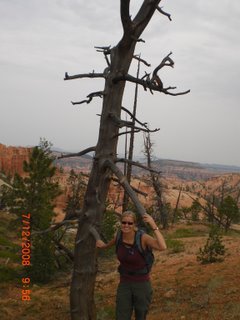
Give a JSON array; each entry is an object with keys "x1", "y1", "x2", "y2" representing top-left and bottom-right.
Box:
[
  {"x1": 95, "y1": 46, "x2": 111, "y2": 66},
  {"x1": 114, "y1": 73, "x2": 190, "y2": 96},
  {"x1": 64, "y1": 71, "x2": 105, "y2": 81},
  {"x1": 133, "y1": 55, "x2": 151, "y2": 67},
  {"x1": 113, "y1": 52, "x2": 190, "y2": 96},
  {"x1": 94, "y1": 45, "x2": 111, "y2": 54},
  {"x1": 109, "y1": 113, "x2": 159, "y2": 134},
  {"x1": 57, "y1": 146, "x2": 96, "y2": 160},
  {"x1": 131, "y1": 36, "x2": 145, "y2": 43},
  {"x1": 156, "y1": 6, "x2": 172, "y2": 21},
  {"x1": 121, "y1": 106, "x2": 148, "y2": 128},
  {"x1": 105, "y1": 159, "x2": 146, "y2": 215},
  {"x1": 109, "y1": 113, "x2": 133, "y2": 128},
  {"x1": 113, "y1": 129, "x2": 141, "y2": 138},
  {"x1": 116, "y1": 158, "x2": 161, "y2": 175},
  {"x1": 71, "y1": 91, "x2": 104, "y2": 105}
]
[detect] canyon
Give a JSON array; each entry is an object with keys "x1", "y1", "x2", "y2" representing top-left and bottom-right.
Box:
[{"x1": 1, "y1": 143, "x2": 240, "y2": 221}]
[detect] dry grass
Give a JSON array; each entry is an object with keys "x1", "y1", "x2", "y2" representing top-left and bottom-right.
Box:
[{"x1": 1, "y1": 223, "x2": 240, "y2": 320}]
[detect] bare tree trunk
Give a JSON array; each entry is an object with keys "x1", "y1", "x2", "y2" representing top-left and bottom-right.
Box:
[
  {"x1": 70, "y1": 43, "x2": 136, "y2": 319},
  {"x1": 143, "y1": 132, "x2": 168, "y2": 228},
  {"x1": 123, "y1": 57, "x2": 140, "y2": 211},
  {"x1": 172, "y1": 186, "x2": 182, "y2": 224}
]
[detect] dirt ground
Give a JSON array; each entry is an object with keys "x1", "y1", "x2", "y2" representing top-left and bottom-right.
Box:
[
  {"x1": 1, "y1": 223, "x2": 240, "y2": 320},
  {"x1": 96, "y1": 225, "x2": 240, "y2": 320}
]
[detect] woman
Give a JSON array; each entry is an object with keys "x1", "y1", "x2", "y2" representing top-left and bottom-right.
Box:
[{"x1": 96, "y1": 211, "x2": 167, "y2": 320}]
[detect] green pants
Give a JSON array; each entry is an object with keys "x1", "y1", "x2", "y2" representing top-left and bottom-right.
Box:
[{"x1": 116, "y1": 281, "x2": 153, "y2": 320}]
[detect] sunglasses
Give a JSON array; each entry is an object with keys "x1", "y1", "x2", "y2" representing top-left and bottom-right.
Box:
[{"x1": 121, "y1": 221, "x2": 134, "y2": 225}]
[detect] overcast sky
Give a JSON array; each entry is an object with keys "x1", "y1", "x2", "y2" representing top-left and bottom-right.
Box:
[{"x1": 1, "y1": 0, "x2": 240, "y2": 166}]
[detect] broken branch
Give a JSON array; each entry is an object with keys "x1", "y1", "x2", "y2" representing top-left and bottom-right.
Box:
[
  {"x1": 156, "y1": 6, "x2": 172, "y2": 21},
  {"x1": 121, "y1": 106, "x2": 148, "y2": 129},
  {"x1": 95, "y1": 45, "x2": 111, "y2": 66},
  {"x1": 57, "y1": 146, "x2": 96, "y2": 159},
  {"x1": 71, "y1": 91, "x2": 104, "y2": 105},
  {"x1": 64, "y1": 71, "x2": 105, "y2": 81}
]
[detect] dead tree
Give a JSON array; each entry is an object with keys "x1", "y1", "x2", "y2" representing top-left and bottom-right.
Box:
[
  {"x1": 122, "y1": 57, "x2": 141, "y2": 212},
  {"x1": 143, "y1": 132, "x2": 168, "y2": 228},
  {"x1": 172, "y1": 185, "x2": 183, "y2": 224},
  {"x1": 63, "y1": 1, "x2": 189, "y2": 319}
]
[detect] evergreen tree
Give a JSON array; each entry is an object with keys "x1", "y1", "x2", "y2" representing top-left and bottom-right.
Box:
[
  {"x1": 3, "y1": 139, "x2": 61, "y2": 283},
  {"x1": 197, "y1": 226, "x2": 225, "y2": 264},
  {"x1": 190, "y1": 199, "x2": 202, "y2": 221},
  {"x1": 218, "y1": 195, "x2": 239, "y2": 232}
]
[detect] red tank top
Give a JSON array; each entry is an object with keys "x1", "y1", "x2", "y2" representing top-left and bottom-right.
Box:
[{"x1": 116, "y1": 241, "x2": 150, "y2": 283}]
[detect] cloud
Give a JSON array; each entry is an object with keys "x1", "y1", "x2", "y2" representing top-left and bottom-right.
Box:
[{"x1": 0, "y1": 0, "x2": 240, "y2": 166}]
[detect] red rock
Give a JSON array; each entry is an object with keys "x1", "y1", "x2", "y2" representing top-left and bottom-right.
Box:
[{"x1": 0, "y1": 143, "x2": 32, "y2": 177}]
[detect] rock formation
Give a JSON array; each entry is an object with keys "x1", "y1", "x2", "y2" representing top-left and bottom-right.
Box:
[{"x1": 0, "y1": 143, "x2": 32, "y2": 177}]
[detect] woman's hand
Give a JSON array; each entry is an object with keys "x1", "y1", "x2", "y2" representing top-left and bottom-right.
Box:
[
  {"x1": 96, "y1": 239, "x2": 106, "y2": 248},
  {"x1": 142, "y1": 213, "x2": 167, "y2": 251},
  {"x1": 142, "y1": 213, "x2": 158, "y2": 230},
  {"x1": 96, "y1": 237, "x2": 116, "y2": 249}
]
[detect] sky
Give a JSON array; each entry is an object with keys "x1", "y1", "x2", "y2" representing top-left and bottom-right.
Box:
[{"x1": 1, "y1": 0, "x2": 240, "y2": 167}]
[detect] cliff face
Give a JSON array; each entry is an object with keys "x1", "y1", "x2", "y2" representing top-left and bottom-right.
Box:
[
  {"x1": 1, "y1": 143, "x2": 239, "y2": 221},
  {"x1": 0, "y1": 143, "x2": 32, "y2": 176}
]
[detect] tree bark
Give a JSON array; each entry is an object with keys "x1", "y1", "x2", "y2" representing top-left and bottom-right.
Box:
[{"x1": 70, "y1": 43, "x2": 136, "y2": 319}]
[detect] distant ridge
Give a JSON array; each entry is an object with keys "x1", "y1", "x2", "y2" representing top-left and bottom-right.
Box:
[
  {"x1": 148, "y1": 158, "x2": 240, "y2": 180},
  {"x1": 54, "y1": 149, "x2": 240, "y2": 180},
  {"x1": 152, "y1": 158, "x2": 240, "y2": 172},
  {"x1": 1, "y1": 143, "x2": 239, "y2": 180},
  {"x1": 200, "y1": 162, "x2": 240, "y2": 173}
]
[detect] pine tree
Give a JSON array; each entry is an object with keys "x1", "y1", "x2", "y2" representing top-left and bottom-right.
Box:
[
  {"x1": 4, "y1": 139, "x2": 61, "y2": 283},
  {"x1": 197, "y1": 226, "x2": 225, "y2": 264},
  {"x1": 218, "y1": 195, "x2": 240, "y2": 232}
]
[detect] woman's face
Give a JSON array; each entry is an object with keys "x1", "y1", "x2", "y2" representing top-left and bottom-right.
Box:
[{"x1": 121, "y1": 215, "x2": 135, "y2": 234}]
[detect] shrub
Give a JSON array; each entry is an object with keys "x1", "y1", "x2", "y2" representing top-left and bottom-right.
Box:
[{"x1": 197, "y1": 226, "x2": 225, "y2": 264}]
